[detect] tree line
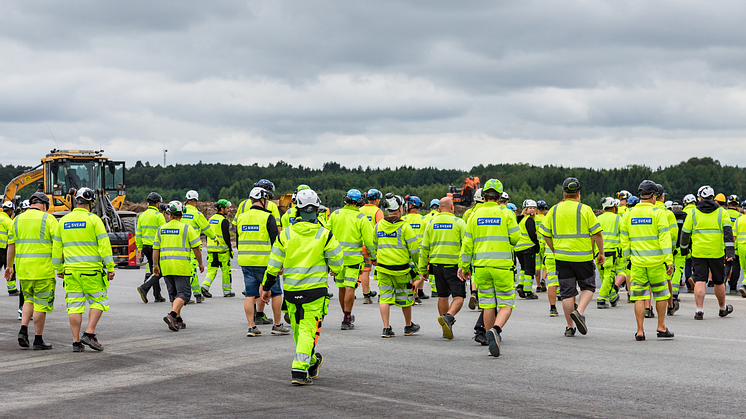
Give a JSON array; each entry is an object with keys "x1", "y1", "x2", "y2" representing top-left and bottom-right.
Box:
[{"x1": 2, "y1": 157, "x2": 744, "y2": 210}]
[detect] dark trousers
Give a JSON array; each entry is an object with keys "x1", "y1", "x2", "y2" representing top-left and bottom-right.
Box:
[
  {"x1": 725, "y1": 255, "x2": 742, "y2": 290},
  {"x1": 140, "y1": 245, "x2": 163, "y2": 298}
]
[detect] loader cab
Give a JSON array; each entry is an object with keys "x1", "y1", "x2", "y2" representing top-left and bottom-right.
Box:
[{"x1": 43, "y1": 152, "x2": 126, "y2": 211}]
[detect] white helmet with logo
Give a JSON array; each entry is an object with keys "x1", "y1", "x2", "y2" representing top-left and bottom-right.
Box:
[
  {"x1": 185, "y1": 190, "x2": 199, "y2": 201},
  {"x1": 697, "y1": 185, "x2": 715, "y2": 199},
  {"x1": 296, "y1": 189, "x2": 321, "y2": 210},
  {"x1": 522, "y1": 199, "x2": 537, "y2": 208},
  {"x1": 474, "y1": 188, "x2": 484, "y2": 203},
  {"x1": 600, "y1": 197, "x2": 616, "y2": 209},
  {"x1": 683, "y1": 194, "x2": 696, "y2": 204}
]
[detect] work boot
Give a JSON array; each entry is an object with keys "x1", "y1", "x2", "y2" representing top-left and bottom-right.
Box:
[
  {"x1": 404, "y1": 323, "x2": 420, "y2": 336},
  {"x1": 291, "y1": 372, "x2": 313, "y2": 386},
  {"x1": 201, "y1": 287, "x2": 212, "y2": 298},
  {"x1": 539, "y1": 280, "x2": 548, "y2": 292},
  {"x1": 308, "y1": 353, "x2": 323, "y2": 379},
  {"x1": 341, "y1": 321, "x2": 354, "y2": 330},
  {"x1": 284, "y1": 312, "x2": 291, "y2": 324},
  {"x1": 136, "y1": 286, "x2": 148, "y2": 303},
  {"x1": 363, "y1": 296, "x2": 373, "y2": 304},
  {"x1": 81, "y1": 333, "x2": 104, "y2": 351},
  {"x1": 272, "y1": 324, "x2": 291, "y2": 335},
  {"x1": 418, "y1": 289, "x2": 429, "y2": 300},
  {"x1": 18, "y1": 332, "x2": 29, "y2": 348},
  {"x1": 516, "y1": 286, "x2": 526, "y2": 299},
  {"x1": 438, "y1": 313, "x2": 455, "y2": 340},
  {"x1": 610, "y1": 293, "x2": 620, "y2": 307},
  {"x1": 597, "y1": 300, "x2": 610, "y2": 309},
  {"x1": 369, "y1": 290, "x2": 377, "y2": 298},
  {"x1": 224, "y1": 292, "x2": 236, "y2": 297},
  {"x1": 644, "y1": 308, "x2": 655, "y2": 318},
  {"x1": 525, "y1": 292, "x2": 538, "y2": 300},
  {"x1": 195, "y1": 294, "x2": 205, "y2": 303},
  {"x1": 154, "y1": 296, "x2": 166, "y2": 303},
  {"x1": 72, "y1": 342, "x2": 85, "y2": 352}
]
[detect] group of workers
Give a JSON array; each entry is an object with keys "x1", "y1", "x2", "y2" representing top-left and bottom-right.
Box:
[{"x1": 3, "y1": 175, "x2": 745, "y2": 386}]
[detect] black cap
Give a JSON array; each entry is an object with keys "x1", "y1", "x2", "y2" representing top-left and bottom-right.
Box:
[
  {"x1": 672, "y1": 200, "x2": 682, "y2": 206},
  {"x1": 562, "y1": 177, "x2": 581, "y2": 193},
  {"x1": 638, "y1": 180, "x2": 657, "y2": 195},
  {"x1": 655, "y1": 183, "x2": 665, "y2": 197},
  {"x1": 29, "y1": 191, "x2": 50, "y2": 206},
  {"x1": 147, "y1": 192, "x2": 163, "y2": 203}
]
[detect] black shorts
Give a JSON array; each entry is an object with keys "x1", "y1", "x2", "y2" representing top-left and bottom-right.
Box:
[
  {"x1": 433, "y1": 264, "x2": 466, "y2": 298},
  {"x1": 164, "y1": 275, "x2": 192, "y2": 303},
  {"x1": 691, "y1": 257, "x2": 725, "y2": 285},
  {"x1": 516, "y1": 249, "x2": 536, "y2": 276},
  {"x1": 556, "y1": 260, "x2": 596, "y2": 299}
]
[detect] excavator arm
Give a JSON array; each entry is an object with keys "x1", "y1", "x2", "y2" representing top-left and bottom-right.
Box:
[{"x1": 3, "y1": 164, "x2": 43, "y2": 203}]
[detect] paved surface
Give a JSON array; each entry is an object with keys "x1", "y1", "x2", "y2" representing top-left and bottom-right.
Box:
[{"x1": 2, "y1": 261, "x2": 746, "y2": 419}]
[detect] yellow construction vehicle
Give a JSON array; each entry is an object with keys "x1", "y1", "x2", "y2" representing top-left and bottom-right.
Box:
[{"x1": 3, "y1": 149, "x2": 137, "y2": 267}]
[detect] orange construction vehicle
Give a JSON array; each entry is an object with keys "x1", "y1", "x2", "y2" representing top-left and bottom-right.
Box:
[{"x1": 447, "y1": 176, "x2": 481, "y2": 207}]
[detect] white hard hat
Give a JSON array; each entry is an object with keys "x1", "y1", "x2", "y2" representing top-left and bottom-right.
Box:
[
  {"x1": 522, "y1": 199, "x2": 537, "y2": 208},
  {"x1": 384, "y1": 194, "x2": 404, "y2": 211},
  {"x1": 617, "y1": 190, "x2": 631, "y2": 200},
  {"x1": 75, "y1": 187, "x2": 95, "y2": 203},
  {"x1": 697, "y1": 185, "x2": 714, "y2": 199},
  {"x1": 167, "y1": 200, "x2": 184, "y2": 214},
  {"x1": 21, "y1": 200, "x2": 30, "y2": 209},
  {"x1": 601, "y1": 197, "x2": 616, "y2": 209},
  {"x1": 683, "y1": 194, "x2": 696, "y2": 204},
  {"x1": 614, "y1": 199, "x2": 620, "y2": 207},
  {"x1": 2, "y1": 201, "x2": 13, "y2": 211},
  {"x1": 249, "y1": 187, "x2": 268, "y2": 200},
  {"x1": 664, "y1": 200, "x2": 673, "y2": 209},
  {"x1": 474, "y1": 188, "x2": 484, "y2": 203},
  {"x1": 185, "y1": 190, "x2": 199, "y2": 200},
  {"x1": 295, "y1": 189, "x2": 321, "y2": 210},
  {"x1": 501, "y1": 192, "x2": 509, "y2": 200}
]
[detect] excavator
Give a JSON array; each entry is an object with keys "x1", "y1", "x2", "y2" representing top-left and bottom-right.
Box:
[
  {"x1": 3, "y1": 149, "x2": 137, "y2": 267},
  {"x1": 447, "y1": 176, "x2": 481, "y2": 207}
]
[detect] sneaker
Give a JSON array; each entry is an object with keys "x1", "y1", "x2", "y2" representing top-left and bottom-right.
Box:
[
  {"x1": 73, "y1": 342, "x2": 85, "y2": 352},
  {"x1": 644, "y1": 308, "x2": 655, "y2": 318},
  {"x1": 381, "y1": 327, "x2": 395, "y2": 338},
  {"x1": 163, "y1": 314, "x2": 180, "y2": 331},
  {"x1": 694, "y1": 311, "x2": 704, "y2": 320},
  {"x1": 610, "y1": 293, "x2": 620, "y2": 307},
  {"x1": 255, "y1": 313, "x2": 273, "y2": 325},
  {"x1": 224, "y1": 292, "x2": 236, "y2": 297},
  {"x1": 414, "y1": 297, "x2": 422, "y2": 305},
  {"x1": 719, "y1": 305, "x2": 734, "y2": 317},
  {"x1": 539, "y1": 280, "x2": 547, "y2": 292},
  {"x1": 8, "y1": 289, "x2": 19, "y2": 296},
  {"x1": 597, "y1": 301, "x2": 610, "y2": 309},
  {"x1": 549, "y1": 307, "x2": 559, "y2": 317},
  {"x1": 80, "y1": 334, "x2": 104, "y2": 351},
  {"x1": 686, "y1": 278, "x2": 695, "y2": 293},
  {"x1": 404, "y1": 323, "x2": 420, "y2": 336},
  {"x1": 291, "y1": 374, "x2": 313, "y2": 386},
  {"x1": 246, "y1": 326, "x2": 262, "y2": 337},
  {"x1": 201, "y1": 287, "x2": 212, "y2": 298},
  {"x1": 486, "y1": 328, "x2": 501, "y2": 357},
  {"x1": 667, "y1": 306, "x2": 675, "y2": 316},
  {"x1": 195, "y1": 294, "x2": 205, "y2": 303},
  {"x1": 516, "y1": 287, "x2": 526, "y2": 299},
  {"x1": 525, "y1": 292, "x2": 538, "y2": 300},
  {"x1": 18, "y1": 332, "x2": 29, "y2": 348},
  {"x1": 33, "y1": 340, "x2": 53, "y2": 350},
  {"x1": 349, "y1": 314, "x2": 355, "y2": 324},
  {"x1": 564, "y1": 327, "x2": 576, "y2": 337},
  {"x1": 369, "y1": 290, "x2": 378, "y2": 298},
  {"x1": 672, "y1": 299, "x2": 680, "y2": 313},
  {"x1": 474, "y1": 331, "x2": 488, "y2": 346},
  {"x1": 570, "y1": 310, "x2": 587, "y2": 335},
  {"x1": 136, "y1": 286, "x2": 148, "y2": 303},
  {"x1": 740, "y1": 285, "x2": 746, "y2": 298},
  {"x1": 468, "y1": 293, "x2": 477, "y2": 310},
  {"x1": 178, "y1": 320, "x2": 186, "y2": 329},
  {"x1": 438, "y1": 314, "x2": 455, "y2": 340},
  {"x1": 272, "y1": 324, "x2": 291, "y2": 335},
  {"x1": 363, "y1": 296, "x2": 373, "y2": 304},
  {"x1": 341, "y1": 321, "x2": 354, "y2": 330},
  {"x1": 154, "y1": 296, "x2": 166, "y2": 303},
  {"x1": 308, "y1": 353, "x2": 323, "y2": 379},
  {"x1": 729, "y1": 289, "x2": 738, "y2": 295}
]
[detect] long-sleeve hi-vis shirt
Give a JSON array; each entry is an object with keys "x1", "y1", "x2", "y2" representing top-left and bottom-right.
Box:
[
  {"x1": 539, "y1": 200, "x2": 602, "y2": 263},
  {"x1": 597, "y1": 211, "x2": 621, "y2": 252},
  {"x1": 182, "y1": 204, "x2": 215, "y2": 241},
  {"x1": 9, "y1": 208, "x2": 58, "y2": 279},
  {"x1": 135, "y1": 206, "x2": 166, "y2": 250},
  {"x1": 326, "y1": 205, "x2": 377, "y2": 266},
  {"x1": 619, "y1": 203, "x2": 672, "y2": 267},
  {"x1": 0, "y1": 212, "x2": 12, "y2": 249},
  {"x1": 372, "y1": 217, "x2": 420, "y2": 276},
  {"x1": 656, "y1": 201, "x2": 678, "y2": 249},
  {"x1": 459, "y1": 202, "x2": 520, "y2": 270},
  {"x1": 53, "y1": 208, "x2": 115, "y2": 273},
  {"x1": 735, "y1": 214, "x2": 746, "y2": 252},
  {"x1": 418, "y1": 212, "x2": 466, "y2": 271}
]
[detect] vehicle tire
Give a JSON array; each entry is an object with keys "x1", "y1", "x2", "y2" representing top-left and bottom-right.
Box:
[{"x1": 120, "y1": 214, "x2": 137, "y2": 233}]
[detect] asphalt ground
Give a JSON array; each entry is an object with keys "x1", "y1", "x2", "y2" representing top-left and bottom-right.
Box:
[{"x1": 1, "y1": 260, "x2": 745, "y2": 419}]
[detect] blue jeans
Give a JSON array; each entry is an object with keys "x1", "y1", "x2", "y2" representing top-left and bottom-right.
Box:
[{"x1": 242, "y1": 266, "x2": 281, "y2": 297}]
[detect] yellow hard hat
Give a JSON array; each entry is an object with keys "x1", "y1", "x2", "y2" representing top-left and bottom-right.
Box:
[{"x1": 714, "y1": 193, "x2": 726, "y2": 203}]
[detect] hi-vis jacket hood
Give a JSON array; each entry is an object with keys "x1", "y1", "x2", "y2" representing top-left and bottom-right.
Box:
[
  {"x1": 696, "y1": 199, "x2": 719, "y2": 214},
  {"x1": 379, "y1": 217, "x2": 404, "y2": 233}
]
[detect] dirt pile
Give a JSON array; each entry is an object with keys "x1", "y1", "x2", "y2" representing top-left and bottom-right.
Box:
[{"x1": 122, "y1": 201, "x2": 240, "y2": 220}]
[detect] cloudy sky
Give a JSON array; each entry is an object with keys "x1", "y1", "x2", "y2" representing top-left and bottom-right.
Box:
[{"x1": 2, "y1": 1, "x2": 746, "y2": 170}]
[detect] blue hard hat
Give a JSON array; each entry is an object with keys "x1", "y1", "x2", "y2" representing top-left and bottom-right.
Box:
[
  {"x1": 346, "y1": 189, "x2": 362, "y2": 201},
  {"x1": 507, "y1": 203, "x2": 517, "y2": 211},
  {"x1": 406, "y1": 195, "x2": 422, "y2": 208},
  {"x1": 366, "y1": 189, "x2": 382, "y2": 200},
  {"x1": 627, "y1": 196, "x2": 640, "y2": 206},
  {"x1": 430, "y1": 198, "x2": 440, "y2": 208},
  {"x1": 536, "y1": 200, "x2": 548, "y2": 210},
  {"x1": 254, "y1": 179, "x2": 275, "y2": 199}
]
